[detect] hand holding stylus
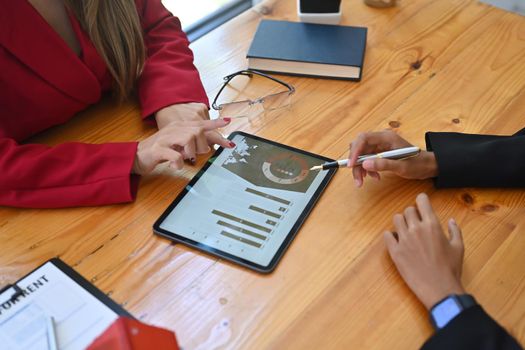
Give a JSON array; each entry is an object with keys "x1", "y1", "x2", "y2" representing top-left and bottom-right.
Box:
[
  {"x1": 346, "y1": 131, "x2": 438, "y2": 187},
  {"x1": 310, "y1": 146, "x2": 420, "y2": 171}
]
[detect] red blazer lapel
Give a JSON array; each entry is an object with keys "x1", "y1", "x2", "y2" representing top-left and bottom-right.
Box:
[{"x1": 0, "y1": 0, "x2": 101, "y2": 104}]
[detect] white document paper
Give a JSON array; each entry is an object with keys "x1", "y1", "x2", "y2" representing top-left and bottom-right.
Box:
[{"x1": 0, "y1": 261, "x2": 119, "y2": 350}]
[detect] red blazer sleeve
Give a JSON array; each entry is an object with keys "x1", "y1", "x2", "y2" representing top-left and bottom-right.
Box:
[
  {"x1": 136, "y1": 0, "x2": 209, "y2": 118},
  {"x1": 0, "y1": 139, "x2": 140, "y2": 208}
]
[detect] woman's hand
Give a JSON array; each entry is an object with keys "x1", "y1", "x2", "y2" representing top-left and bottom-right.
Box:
[
  {"x1": 347, "y1": 131, "x2": 438, "y2": 187},
  {"x1": 133, "y1": 118, "x2": 234, "y2": 175},
  {"x1": 155, "y1": 103, "x2": 231, "y2": 152},
  {"x1": 384, "y1": 193, "x2": 465, "y2": 310}
]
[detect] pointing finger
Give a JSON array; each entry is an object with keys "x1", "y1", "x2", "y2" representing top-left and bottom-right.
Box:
[{"x1": 205, "y1": 130, "x2": 235, "y2": 149}]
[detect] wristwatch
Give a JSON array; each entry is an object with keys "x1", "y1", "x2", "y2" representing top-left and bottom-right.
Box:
[{"x1": 429, "y1": 294, "x2": 477, "y2": 330}]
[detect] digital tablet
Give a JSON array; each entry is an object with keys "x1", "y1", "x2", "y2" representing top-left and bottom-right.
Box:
[{"x1": 153, "y1": 131, "x2": 337, "y2": 273}]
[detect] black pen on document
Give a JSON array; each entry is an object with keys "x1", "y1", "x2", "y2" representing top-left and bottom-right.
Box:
[{"x1": 310, "y1": 146, "x2": 420, "y2": 171}]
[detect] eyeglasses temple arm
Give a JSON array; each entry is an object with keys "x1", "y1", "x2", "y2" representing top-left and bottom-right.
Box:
[
  {"x1": 212, "y1": 70, "x2": 255, "y2": 110},
  {"x1": 211, "y1": 69, "x2": 295, "y2": 110},
  {"x1": 246, "y1": 69, "x2": 295, "y2": 93}
]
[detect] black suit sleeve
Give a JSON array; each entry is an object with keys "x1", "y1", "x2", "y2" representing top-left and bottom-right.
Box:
[
  {"x1": 421, "y1": 305, "x2": 523, "y2": 350},
  {"x1": 425, "y1": 127, "x2": 525, "y2": 188}
]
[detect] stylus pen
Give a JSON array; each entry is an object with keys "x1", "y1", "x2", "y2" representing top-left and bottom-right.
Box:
[
  {"x1": 310, "y1": 146, "x2": 420, "y2": 171},
  {"x1": 46, "y1": 316, "x2": 58, "y2": 350}
]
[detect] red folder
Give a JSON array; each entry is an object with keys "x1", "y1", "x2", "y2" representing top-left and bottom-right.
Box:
[{"x1": 87, "y1": 317, "x2": 180, "y2": 350}]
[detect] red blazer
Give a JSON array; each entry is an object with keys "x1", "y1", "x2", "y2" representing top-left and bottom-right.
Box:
[{"x1": 0, "y1": 0, "x2": 209, "y2": 208}]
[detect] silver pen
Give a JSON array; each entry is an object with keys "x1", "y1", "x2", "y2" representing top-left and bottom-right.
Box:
[
  {"x1": 46, "y1": 316, "x2": 58, "y2": 350},
  {"x1": 310, "y1": 146, "x2": 420, "y2": 171}
]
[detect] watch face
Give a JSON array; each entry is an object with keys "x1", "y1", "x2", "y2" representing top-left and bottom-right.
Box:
[{"x1": 431, "y1": 297, "x2": 462, "y2": 329}]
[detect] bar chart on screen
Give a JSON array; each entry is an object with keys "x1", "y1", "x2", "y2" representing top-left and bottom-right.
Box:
[{"x1": 193, "y1": 184, "x2": 294, "y2": 252}]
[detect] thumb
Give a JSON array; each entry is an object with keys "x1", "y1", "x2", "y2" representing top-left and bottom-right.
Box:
[
  {"x1": 383, "y1": 231, "x2": 398, "y2": 258},
  {"x1": 448, "y1": 218, "x2": 464, "y2": 248},
  {"x1": 362, "y1": 158, "x2": 403, "y2": 173}
]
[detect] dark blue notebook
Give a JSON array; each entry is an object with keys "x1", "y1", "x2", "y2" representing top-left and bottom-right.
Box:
[{"x1": 247, "y1": 20, "x2": 367, "y2": 81}]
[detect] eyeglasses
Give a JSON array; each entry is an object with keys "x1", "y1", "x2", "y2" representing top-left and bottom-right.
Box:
[{"x1": 211, "y1": 69, "x2": 295, "y2": 119}]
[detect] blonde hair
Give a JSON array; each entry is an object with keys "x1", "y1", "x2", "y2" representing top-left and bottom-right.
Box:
[{"x1": 65, "y1": 0, "x2": 145, "y2": 101}]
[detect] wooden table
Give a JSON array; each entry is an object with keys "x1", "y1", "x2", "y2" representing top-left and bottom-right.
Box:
[{"x1": 2, "y1": 0, "x2": 524, "y2": 348}]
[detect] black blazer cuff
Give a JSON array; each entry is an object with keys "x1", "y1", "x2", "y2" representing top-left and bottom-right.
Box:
[
  {"x1": 421, "y1": 305, "x2": 523, "y2": 350},
  {"x1": 425, "y1": 131, "x2": 525, "y2": 188}
]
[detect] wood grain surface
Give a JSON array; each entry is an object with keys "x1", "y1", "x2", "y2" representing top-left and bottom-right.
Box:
[{"x1": 1, "y1": 0, "x2": 524, "y2": 348}]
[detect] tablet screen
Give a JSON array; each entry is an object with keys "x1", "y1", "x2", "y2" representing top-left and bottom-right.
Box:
[{"x1": 154, "y1": 132, "x2": 336, "y2": 272}]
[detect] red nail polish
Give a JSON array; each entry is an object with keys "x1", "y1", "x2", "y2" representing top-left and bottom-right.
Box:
[
  {"x1": 190, "y1": 157, "x2": 196, "y2": 165},
  {"x1": 228, "y1": 141, "x2": 236, "y2": 148},
  {"x1": 223, "y1": 117, "x2": 231, "y2": 123}
]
